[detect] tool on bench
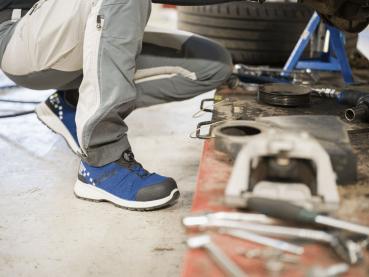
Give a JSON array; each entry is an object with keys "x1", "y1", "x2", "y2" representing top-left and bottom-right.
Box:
[
  {"x1": 183, "y1": 214, "x2": 304, "y2": 255},
  {"x1": 184, "y1": 215, "x2": 303, "y2": 255},
  {"x1": 225, "y1": 130, "x2": 339, "y2": 212},
  {"x1": 187, "y1": 235, "x2": 247, "y2": 277},
  {"x1": 234, "y1": 64, "x2": 319, "y2": 85},
  {"x1": 242, "y1": 248, "x2": 300, "y2": 276},
  {"x1": 183, "y1": 215, "x2": 365, "y2": 264},
  {"x1": 185, "y1": 212, "x2": 278, "y2": 225},
  {"x1": 246, "y1": 197, "x2": 369, "y2": 237},
  {"x1": 220, "y1": 229, "x2": 304, "y2": 255},
  {"x1": 314, "y1": 88, "x2": 369, "y2": 122},
  {"x1": 241, "y1": 248, "x2": 300, "y2": 264},
  {"x1": 306, "y1": 263, "x2": 349, "y2": 277}
]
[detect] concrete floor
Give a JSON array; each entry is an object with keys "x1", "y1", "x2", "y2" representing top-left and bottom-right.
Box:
[{"x1": 0, "y1": 6, "x2": 211, "y2": 277}]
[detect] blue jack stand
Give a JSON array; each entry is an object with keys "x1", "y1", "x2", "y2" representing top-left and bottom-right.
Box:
[{"x1": 282, "y1": 12, "x2": 354, "y2": 84}]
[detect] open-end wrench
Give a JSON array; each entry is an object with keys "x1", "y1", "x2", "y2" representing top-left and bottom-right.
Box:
[
  {"x1": 220, "y1": 228, "x2": 304, "y2": 255},
  {"x1": 183, "y1": 216, "x2": 334, "y2": 243},
  {"x1": 187, "y1": 235, "x2": 248, "y2": 277},
  {"x1": 183, "y1": 216, "x2": 364, "y2": 264},
  {"x1": 203, "y1": 212, "x2": 278, "y2": 224}
]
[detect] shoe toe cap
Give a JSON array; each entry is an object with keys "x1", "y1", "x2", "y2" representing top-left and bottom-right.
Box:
[{"x1": 136, "y1": 178, "x2": 178, "y2": 202}]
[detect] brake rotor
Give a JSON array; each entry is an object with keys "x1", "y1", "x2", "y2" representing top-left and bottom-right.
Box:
[{"x1": 258, "y1": 83, "x2": 312, "y2": 107}]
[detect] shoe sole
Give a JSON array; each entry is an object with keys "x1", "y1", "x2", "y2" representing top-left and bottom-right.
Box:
[
  {"x1": 35, "y1": 102, "x2": 80, "y2": 154},
  {"x1": 74, "y1": 180, "x2": 180, "y2": 211}
]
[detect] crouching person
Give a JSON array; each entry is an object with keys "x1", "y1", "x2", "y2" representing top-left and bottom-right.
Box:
[{"x1": 0, "y1": 0, "x2": 233, "y2": 210}]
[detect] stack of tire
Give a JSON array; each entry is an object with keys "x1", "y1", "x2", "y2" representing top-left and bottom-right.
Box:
[{"x1": 177, "y1": 1, "x2": 358, "y2": 66}]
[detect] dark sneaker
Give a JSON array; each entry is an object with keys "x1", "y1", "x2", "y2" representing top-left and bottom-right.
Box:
[
  {"x1": 74, "y1": 149, "x2": 180, "y2": 210},
  {"x1": 35, "y1": 91, "x2": 80, "y2": 154}
]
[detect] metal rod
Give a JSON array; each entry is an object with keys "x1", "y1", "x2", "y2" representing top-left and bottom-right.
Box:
[
  {"x1": 316, "y1": 215, "x2": 369, "y2": 236},
  {"x1": 221, "y1": 229, "x2": 304, "y2": 255}
]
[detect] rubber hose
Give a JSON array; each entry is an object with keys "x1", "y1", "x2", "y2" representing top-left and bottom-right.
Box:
[{"x1": 152, "y1": 0, "x2": 240, "y2": 6}]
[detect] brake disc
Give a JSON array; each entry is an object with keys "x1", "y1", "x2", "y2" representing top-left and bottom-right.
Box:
[{"x1": 258, "y1": 83, "x2": 312, "y2": 107}]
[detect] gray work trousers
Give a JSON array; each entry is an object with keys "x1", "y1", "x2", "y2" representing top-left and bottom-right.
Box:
[{"x1": 0, "y1": 0, "x2": 233, "y2": 166}]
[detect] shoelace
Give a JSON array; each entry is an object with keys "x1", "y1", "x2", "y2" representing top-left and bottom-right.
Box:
[
  {"x1": 128, "y1": 163, "x2": 149, "y2": 177},
  {"x1": 122, "y1": 150, "x2": 150, "y2": 177}
]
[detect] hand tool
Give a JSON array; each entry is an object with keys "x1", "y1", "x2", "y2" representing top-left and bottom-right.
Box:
[
  {"x1": 306, "y1": 263, "x2": 349, "y2": 277},
  {"x1": 220, "y1": 228, "x2": 304, "y2": 255},
  {"x1": 183, "y1": 216, "x2": 364, "y2": 264},
  {"x1": 225, "y1": 130, "x2": 339, "y2": 212},
  {"x1": 183, "y1": 212, "x2": 278, "y2": 226},
  {"x1": 233, "y1": 64, "x2": 319, "y2": 85},
  {"x1": 247, "y1": 197, "x2": 369, "y2": 237},
  {"x1": 187, "y1": 235, "x2": 248, "y2": 277},
  {"x1": 242, "y1": 248, "x2": 300, "y2": 264}
]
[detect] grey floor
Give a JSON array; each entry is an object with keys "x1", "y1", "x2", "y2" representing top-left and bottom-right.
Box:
[{"x1": 0, "y1": 6, "x2": 212, "y2": 277}]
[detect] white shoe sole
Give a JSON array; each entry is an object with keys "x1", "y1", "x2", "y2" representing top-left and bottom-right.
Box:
[
  {"x1": 35, "y1": 102, "x2": 80, "y2": 154},
  {"x1": 74, "y1": 180, "x2": 180, "y2": 210}
]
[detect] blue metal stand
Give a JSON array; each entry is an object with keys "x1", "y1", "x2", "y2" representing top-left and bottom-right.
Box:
[{"x1": 282, "y1": 12, "x2": 354, "y2": 84}]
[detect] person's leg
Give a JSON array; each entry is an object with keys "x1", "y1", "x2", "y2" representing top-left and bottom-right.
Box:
[
  {"x1": 37, "y1": 27, "x2": 233, "y2": 158},
  {"x1": 1, "y1": 0, "x2": 152, "y2": 167},
  {"x1": 1, "y1": 0, "x2": 179, "y2": 210},
  {"x1": 76, "y1": 0, "x2": 152, "y2": 166},
  {"x1": 1, "y1": 0, "x2": 91, "y2": 89},
  {"x1": 0, "y1": 0, "x2": 92, "y2": 154},
  {"x1": 135, "y1": 27, "x2": 233, "y2": 108}
]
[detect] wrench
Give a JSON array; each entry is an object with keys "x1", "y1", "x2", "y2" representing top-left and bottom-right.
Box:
[
  {"x1": 220, "y1": 228, "x2": 304, "y2": 255},
  {"x1": 183, "y1": 216, "x2": 364, "y2": 264},
  {"x1": 187, "y1": 234, "x2": 248, "y2": 277}
]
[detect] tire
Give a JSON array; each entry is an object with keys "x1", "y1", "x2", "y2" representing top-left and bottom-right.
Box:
[
  {"x1": 177, "y1": 2, "x2": 359, "y2": 66},
  {"x1": 178, "y1": 2, "x2": 314, "y2": 65}
]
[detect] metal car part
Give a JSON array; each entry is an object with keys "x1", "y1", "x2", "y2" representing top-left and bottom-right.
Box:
[
  {"x1": 258, "y1": 83, "x2": 312, "y2": 107},
  {"x1": 225, "y1": 130, "x2": 339, "y2": 212},
  {"x1": 213, "y1": 120, "x2": 270, "y2": 157},
  {"x1": 257, "y1": 116, "x2": 357, "y2": 185},
  {"x1": 298, "y1": 0, "x2": 369, "y2": 33},
  {"x1": 211, "y1": 112, "x2": 356, "y2": 184}
]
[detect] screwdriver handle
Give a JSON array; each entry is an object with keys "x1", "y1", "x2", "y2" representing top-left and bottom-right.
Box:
[{"x1": 247, "y1": 198, "x2": 318, "y2": 224}]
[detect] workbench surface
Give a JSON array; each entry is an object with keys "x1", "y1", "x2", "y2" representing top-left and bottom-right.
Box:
[{"x1": 181, "y1": 79, "x2": 369, "y2": 277}]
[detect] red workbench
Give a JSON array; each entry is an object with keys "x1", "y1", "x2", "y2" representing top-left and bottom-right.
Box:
[{"x1": 181, "y1": 138, "x2": 369, "y2": 277}]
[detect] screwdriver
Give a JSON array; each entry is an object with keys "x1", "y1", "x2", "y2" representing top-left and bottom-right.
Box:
[{"x1": 247, "y1": 198, "x2": 369, "y2": 236}]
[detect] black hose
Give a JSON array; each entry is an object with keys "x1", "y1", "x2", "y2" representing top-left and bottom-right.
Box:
[
  {"x1": 151, "y1": 0, "x2": 241, "y2": 5},
  {"x1": 0, "y1": 99, "x2": 39, "y2": 118},
  {"x1": 0, "y1": 99, "x2": 40, "y2": 104},
  {"x1": 0, "y1": 110, "x2": 35, "y2": 118}
]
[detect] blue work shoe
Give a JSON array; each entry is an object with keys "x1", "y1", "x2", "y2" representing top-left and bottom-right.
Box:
[
  {"x1": 74, "y1": 149, "x2": 180, "y2": 211},
  {"x1": 35, "y1": 91, "x2": 80, "y2": 154}
]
